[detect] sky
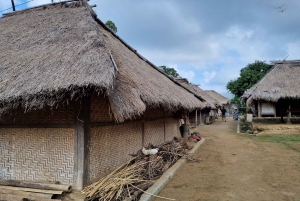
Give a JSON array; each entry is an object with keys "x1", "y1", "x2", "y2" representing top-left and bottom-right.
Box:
[{"x1": 1, "y1": 0, "x2": 300, "y2": 99}]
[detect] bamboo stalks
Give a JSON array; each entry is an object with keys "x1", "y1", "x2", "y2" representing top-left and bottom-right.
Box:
[{"x1": 82, "y1": 139, "x2": 200, "y2": 201}]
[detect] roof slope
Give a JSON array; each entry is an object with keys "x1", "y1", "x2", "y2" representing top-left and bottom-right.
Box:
[
  {"x1": 175, "y1": 78, "x2": 217, "y2": 109},
  {"x1": 242, "y1": 61, "x2": 300, "y2": 103},
  {"x1": 205, "y1": 90, "x2": 229, "y2": 105},
  {"x1": 0, "y1": 2, "x2": 203, "y2": 121}
]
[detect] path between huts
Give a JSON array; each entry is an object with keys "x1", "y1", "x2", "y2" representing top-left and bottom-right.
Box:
[{"x1": 153, "y1": 117, "x2": 300, "y2": 201}]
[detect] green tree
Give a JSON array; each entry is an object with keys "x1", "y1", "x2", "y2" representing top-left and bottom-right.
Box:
[
  {"x1": 105, "y1": 20, "x2": 117, "y2": 33},
  {"x1": 159, "y1": 66, "x2": 179, "y2": 77},
  {"x1": 226, "y1": 60, "x2": 271, "y2": 97}
]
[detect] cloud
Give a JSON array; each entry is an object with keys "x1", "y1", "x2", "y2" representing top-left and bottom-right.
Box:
[{"x1": 203, "y1": 71, "x2": 216, "y2": 83}]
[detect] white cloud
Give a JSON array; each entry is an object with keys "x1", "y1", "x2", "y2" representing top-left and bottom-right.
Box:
[
  {"x1": 225, "y1": 26, "x2": 253, "y2": 41},
  {"x1": 203, "y1": 71, "x2": 216, "y2": 83}
]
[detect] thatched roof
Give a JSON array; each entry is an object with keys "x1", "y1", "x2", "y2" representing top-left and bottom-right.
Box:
[
  {"x1": 205, "y1": 90, "x2": 229, "y2": 106},
  {"x1": 175, "y1": 78, "x2": 217, "y2": 109},
  {"x1": 242, "y1": 60, "x2": 300, "y2": 104},
  {"x1": 0, "y1": 1, "x2": 203, "y2": 122}
]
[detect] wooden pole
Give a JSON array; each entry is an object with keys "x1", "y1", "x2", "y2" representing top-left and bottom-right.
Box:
[
  {"x1": 142, "y1": 115, "x2": 145, "y2": 146},
  {"x1": 11, "y1": 0, "x2": 16, "y2": 11},
  {"x1": 75, "y1": 96, "x2": 91, "y2": 189},
  {"x1": 163, "y1": 111, "x2": 166, "y2": 142},
  {"x1": 0, "y1": 180, "x2": 71, "y2": 192},
  {"x1": 258, "y1": 101, "x2": 261, "y2": 117}
]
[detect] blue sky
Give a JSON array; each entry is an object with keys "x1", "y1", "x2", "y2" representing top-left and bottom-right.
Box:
[{"x1": 1, "y1": 0, "x2": 300, "y2": 99}]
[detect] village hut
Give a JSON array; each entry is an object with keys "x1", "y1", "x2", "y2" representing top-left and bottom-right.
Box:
[
  {"x1": 242, "y1": 60, "x2": 300, "y2": 124},
  {"x1": 205, "y1": 90, "x2": 230, "y2": 115},
  {"x1": 0, "y1": 1, "x2": 204, "y2": 190},
  {"x1": 175, "y1": 78, "x2": 218, "y2": 126}
]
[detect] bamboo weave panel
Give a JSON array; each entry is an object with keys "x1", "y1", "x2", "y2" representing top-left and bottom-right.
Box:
[
  {"x1": 165, "y1": 118, "x2": 180, "y2": 141},
  {"x1": 89, "y1": 122, "x2": 142, "y2": 182},
  {"x1": 0, "y1": 103, "x2": 75, "y2": 124},
  {"x1": 0, "y1": 128, "x2": 74, "y2": 185},
  {"x1": 144, "y1": 119, "x2": 164, "y2": 147},
  {"x1": 90, "y1": 95, "x2": 112, "y2": 122}
]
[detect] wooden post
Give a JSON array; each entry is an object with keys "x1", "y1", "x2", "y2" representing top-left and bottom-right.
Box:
[
  {"x1": 287, "y1": 103, "x2": 291, "y2": 124},
  {"x1": 74, "y1": 96, "x2": 90, "y2": 189},
  {"x1": 195, "y1": 110, "x2": 198, "y2": 127},
  {"x1": 258, "y1": 101, "x2": 261, "y2": 117}
]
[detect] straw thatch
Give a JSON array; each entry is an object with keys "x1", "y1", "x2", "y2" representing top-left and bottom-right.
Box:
[
  {"x1": 175, "y1": 78, "x2": 217, "y2": 109},
  {"x1": 242, "y1": 61, "x2": 300, "y2": 104},
  {"x1": 205, "y1": 90, "x2": 229, "y2": 106},
  {"x1": 0, "y1": 1, "x2": 203, "y2": 122}
]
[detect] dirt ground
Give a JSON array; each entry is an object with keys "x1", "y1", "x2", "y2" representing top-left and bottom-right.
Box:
[{"x1": 154, "y1": 117, "x2": 300, "y2": 201}]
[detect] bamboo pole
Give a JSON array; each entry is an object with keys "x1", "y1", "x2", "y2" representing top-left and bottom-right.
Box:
[
  {"x1": 0, "y1": 185, "x2": 63, "y2": 195},
  {"x1": 0, "y1": 188, "x2": 53, "y2": 198},
  {"x1": 0, "y1": 193, "x2": 57, "y2": 201},
  {"x1": 0, "y1": 179, "x2": 72, "y2": 192}
]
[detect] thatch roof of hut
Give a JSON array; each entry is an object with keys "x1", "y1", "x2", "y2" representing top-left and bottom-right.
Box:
[
  {"x1": 205, "y1": 90, "x2": 229, "y2": 106},
  {"x1": 0, "y1": 1, "x2": 203, "y2": 122},
  {"x1": 242, "y1": 60, "x2": 300, "y2": 105},
  {"x1": 175, "y1": 78, "x2": 217, "y2": 109}
]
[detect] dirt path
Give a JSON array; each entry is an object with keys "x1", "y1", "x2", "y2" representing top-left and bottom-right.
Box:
[{"x1": 154, "y1": 118, "x2": 300, "y2": 201}]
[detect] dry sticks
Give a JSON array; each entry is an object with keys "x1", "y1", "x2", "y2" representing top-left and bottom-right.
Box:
[{"x1": 82, "y1": 139, "x2": 200, "y2": 201}]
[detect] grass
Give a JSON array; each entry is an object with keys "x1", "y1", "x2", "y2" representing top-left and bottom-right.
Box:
[{"x1": 250, "y1": 135, "x2": 300, "y2": 152}]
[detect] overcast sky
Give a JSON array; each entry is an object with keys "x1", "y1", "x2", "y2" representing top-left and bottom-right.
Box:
[{"x1": 1, "y1": 0, "x2": 300, "y2": 99}]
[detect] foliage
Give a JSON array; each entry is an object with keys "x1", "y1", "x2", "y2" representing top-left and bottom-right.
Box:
[
  {"x1": 240, "y1": 121, "x2": 251, "y2": 132},
  {"x1": 159, "y1": 66, "x2": 179, "y2": 77},
  {"x1": 230, "y1": 96, "x2": 246, "y2": 114},
  {"x1": 105, "y1": 20, "x2": 117, "y2": 33},
  {"x1": 226, "y1": 60, "x2": 272, "y2": 97}
]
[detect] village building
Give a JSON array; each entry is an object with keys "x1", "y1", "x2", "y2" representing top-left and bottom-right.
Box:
[
  {"x1": 242, "y1": 60, "x2": 300, "y2": 124},
  {"x1": 0, "y1": 2, "x2": 205, "y2": 190},
  {"x1": 205, "y1": 90, "x2": 230, "y2": 114},
  {"x1": 175, "y1": 78, "x2": 219, "y2": 126}
]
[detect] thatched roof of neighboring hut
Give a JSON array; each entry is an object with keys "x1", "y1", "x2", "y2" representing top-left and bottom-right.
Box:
[
  {"x1": 0, "y1": 1, "x2": 203, "y2": 122},
  {"x1": 205, "y1": 90, "x2": 229, "y2": 106},
  {"x1": 175, "y1": 78, "x2": 217, "y2": 109},
  {"x1": 242, "y1": 60, "x2": 300, "y2": 105}
]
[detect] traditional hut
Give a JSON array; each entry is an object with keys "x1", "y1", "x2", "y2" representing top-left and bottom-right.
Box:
[
  {"x1": 0, "y1": 1, "x2": 204, "y2": 189},
  {"x1": 242, "y1": 60, "x2": 300, "y2": 123},
  {"x1": 175, "y1": 78, "x2": 218, "y2": 126},
  {"x1": 205, "y1": 90, "x2": 230, "y2": 115}
]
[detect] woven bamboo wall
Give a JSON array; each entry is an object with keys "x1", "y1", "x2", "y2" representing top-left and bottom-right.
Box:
[
  {"x1": 0, "y1": 103, "x2": 75, "y2": 124},
  {"x1": 144, "y1": 119, "x2": 164, "y2": 146},
  {"x1": 0, "y1": 128, "x2": 74, "y2": 185},
  {"x1": 89, "y1": 122, "x2": 142, "y2": 183},
  {"x1": 90, "y1": 95, "x2": 113, "y2": 122},
  {"x1": 165, "y1": 118, "x2": 180, "y2": 141}
]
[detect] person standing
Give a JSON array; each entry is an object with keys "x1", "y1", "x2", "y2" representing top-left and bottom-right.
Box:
[
  {"x1": 221, "y1": 106, "x2": 227, "y2": 122},
  {"x1": 233, "y1": 108, "x2": 239, "y2": 120}
]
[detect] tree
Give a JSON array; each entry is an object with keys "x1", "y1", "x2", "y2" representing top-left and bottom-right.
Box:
[
  {"x1": 226, "y1": 60, "x2": 272, "y2": 97},
  {"x1": 159, "y1": 66, "x2": 179, "y2": 77},
  {"x1": 105, "y1": 20, "x2": 117, "y2": 33}
]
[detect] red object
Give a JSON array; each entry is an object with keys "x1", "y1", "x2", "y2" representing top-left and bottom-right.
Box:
[{"x1": 191, "y1": 135, "x2": 200, "y2": 141}]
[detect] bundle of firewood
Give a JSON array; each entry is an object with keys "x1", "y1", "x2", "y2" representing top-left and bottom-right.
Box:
[{"x1": 82, "y1": 138, "x2": 199, "y2": 201}]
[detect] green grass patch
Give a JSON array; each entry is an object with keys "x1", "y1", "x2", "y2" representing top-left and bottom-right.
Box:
[
  {"x1": 250, "y1": 135, "x2": 300, "y2": 152},
  {"x1": 253, "y1": 135, "x2": 300, "y2": 143}
]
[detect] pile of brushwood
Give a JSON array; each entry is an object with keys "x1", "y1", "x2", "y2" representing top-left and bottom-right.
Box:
[{"x1": 82, "y1": 137, "x2": 200, "y2": 201}]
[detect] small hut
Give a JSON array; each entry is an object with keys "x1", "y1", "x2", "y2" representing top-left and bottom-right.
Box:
[
  {"x1": 205, "y1": 90, "x2": 229, "y2": 115},
  {"x1": 175, "y1": 78, "x2": 218, "y2": 126},
  {"x1": 242, "y1": 60, "x2": 300, "y2": 124},
  {"x1": 0, "y1": 2, "x2": 204, "y2": 189}
]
